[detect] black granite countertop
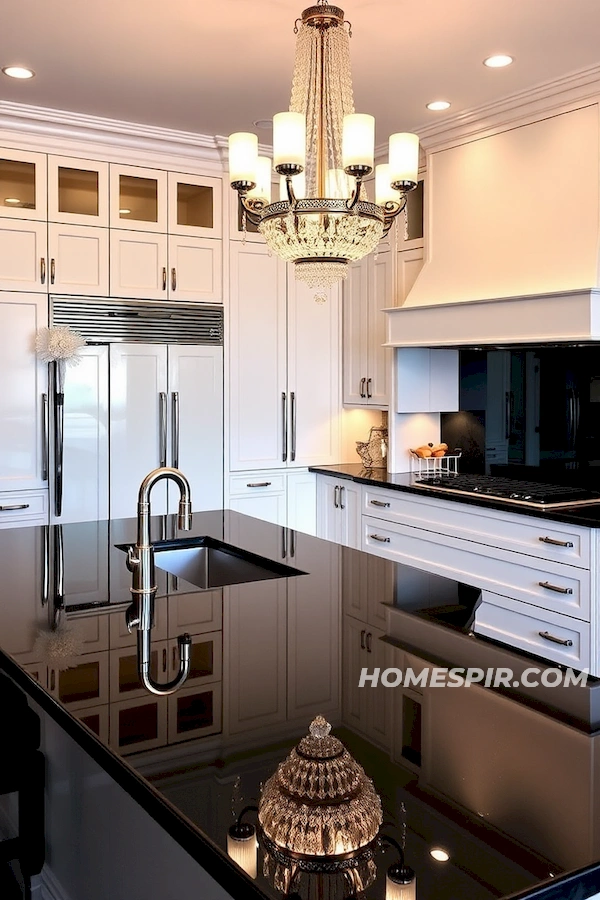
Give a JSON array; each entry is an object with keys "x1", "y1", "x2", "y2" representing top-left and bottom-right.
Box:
[
  {"x1": 1, "y1": 510, "x2": 599, "y2": 900},
  {"x1": 309, "y1": 464, "x2": 600, "y2": 527}
]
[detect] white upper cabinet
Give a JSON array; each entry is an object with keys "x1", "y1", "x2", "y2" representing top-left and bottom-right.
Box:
[
  {"x1": 0, "y1": 292, "x2": 48, "y2": 492},
  {"x1": 110, "y1": 229, "x2": 168, "y2": 300},
  {"x1": 167, "y1": 235, "x2": 222, "y2": 303},
  {"x1": 48, "y1": 224, "x2": 109, "y2": 296},
  {"x1": 0, "y1": 148, "x2": 47, "y2": 220},
  {"x1": 343, "y1": 245, "x2": 393, "y2": 407},
  {"x1": 167, "y1": 172, "x2": 222, "y2": 239},
  {"x1": 399, "y1": 178, "x2": 424, "y2": 250},
  {"x1": 0, "y1": 219, "x2": 47, "y2": 292},
  {"x1": 229, "y1": 242, "x2": 288, "y2": 471},
  {"x1": 47, "y1": 156, "x2": 109, "y2": 227},
  {"x1": 110, "y1": 164, "x2": 168, "y2": 232}
]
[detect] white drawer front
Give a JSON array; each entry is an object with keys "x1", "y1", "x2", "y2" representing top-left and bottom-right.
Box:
[
  {"x1": 362, "y1": 516, "x2": 590, "y2": 620},
  {"x1": 475, "y1": 592, "x2": 591, "y2": 671},
  {"x1": 363, "y1": 487, "x2": 591, "y2": 569},
  {"x1": 0, "y1": 490, "x2": 48, "y2": 528},
  {"x1": 228, "y1": 473, "x2": 286, "y2": 496}
]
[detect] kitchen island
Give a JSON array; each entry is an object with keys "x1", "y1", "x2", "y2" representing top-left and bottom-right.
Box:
[{"x1": 1, "y1": 510, "x2": 600, "y2": 900}]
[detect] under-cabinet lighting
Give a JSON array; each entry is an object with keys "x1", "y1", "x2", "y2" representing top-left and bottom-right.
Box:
[
  {"x1": 2, "y1": 65, "x2": 35, "y2": 79},
  {"x1": 483, "y1": 54, "x2": 513, "y2": 68}
]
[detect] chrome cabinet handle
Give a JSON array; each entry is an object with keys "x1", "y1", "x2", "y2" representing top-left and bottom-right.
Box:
[
  {"x1": 539, "y1": 581, "x2": 573, "y2": 595},
  {"x1": 366, "y1": 632, "x2": 372, "y2": 653},
  {"x1": 282, "y1": 392, "x2": 288, "y2": 462},
  {"x1": 159, "y1": 392, "x2": 167, "y2": 467},
  {"x1": 162, "y1": 266, "x2": 167, "y2": 290},
  {"x1": 171, "y1": 267, "x2": 177, "y2": 292},
  {"x1": 339, "y1": 485, "x2": 345, "y2": 510},
  {"x1": 539, "y1": 631, "x2": 574, "y2": 647},
  {"x1": 366, "y1": 377, "x2": 372, "y2": 399},
  {"x1": 539, "y1": 536, "x2": 574, "y2": 548},
  {"x1": 505, "y1": 391, "x2": 511, "y2": 440},
  {"x1": 53, "y1": 362, "x2": 65, "y2": 518},
  {"x1": 291, "y1": 391, "x2": 296, "y2": 462},
  {"x1": 171, "y1": 391, "x2": 180, "y2": 468},
  {"x1": 282, "y1": 528, "x2": 287, "y2": 559},
  {"x1": 247, "y1": 481, "x2": 272, "y2": 488},
  {"x1": 40, "y1": 257, "x2": 46, "y2": 284},
  {"x1": 162, "y1": 647, "x2": 167, "y2": 673},
  {"x1": 370, "y1": 499, "x2": 390, "y2": 508},
  {"x1": 334, "y1": 485, "x2": 339, "y2": 509},
  {"x1": 360, "y1": 629, "x2": 366, "y2": 649},
  {"x1": 41, "y1": 392, "x2": 49, "y2": 480},
  {"x1": 41, "y1": 524, "x2": 49, "y2": 607},
  {"x1": 50, "y1": 258, "x2": 56, "y2": 285},
  {"x1": 290, "y1": 529, "x2": 296, "y2": 558},
  {"x1": 0, "y1": 504, "x2": 30, "y2": 511},
  {"x1": 370, "y1": 533, "x2": 391, "y2": 543},
  {"x1": 360, "y1": 377, "x2": 366, "y2": 398}
]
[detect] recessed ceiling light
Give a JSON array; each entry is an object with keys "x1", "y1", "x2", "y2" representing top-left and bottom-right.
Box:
[
  {"x1": 4, "y1": 198, "x2": 21, "y2": 205},
  {"x1": 483, "y1": 54, "x2": 514, "y2": 68},
  {"x1": 430, "y1": 847, "x2": 450, "y2": 862},
  {"x1": 2, "y1": 65, "x2": 35, "y2": 79},
  {"x1": 426, "y1": 100, "x2": 451, "y2": 111},
  {"x1": 253, "y1": 119, "x2": 273, "y2": 130}
]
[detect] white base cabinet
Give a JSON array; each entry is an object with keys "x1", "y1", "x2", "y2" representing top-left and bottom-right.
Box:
[
  {"x1": 316, "y1": 474, "x2": 361, "y2": 548},
  {"x1": 228, "y1": 469, "x2": 317, "y2": 534}
]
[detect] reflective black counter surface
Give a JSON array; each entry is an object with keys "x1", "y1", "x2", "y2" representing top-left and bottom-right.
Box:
[{"x1": 1, "y1": 510, "x2": 600, "y2": 900}]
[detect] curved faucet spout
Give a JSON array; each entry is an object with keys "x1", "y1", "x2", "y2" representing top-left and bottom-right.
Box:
[
  {"x1": 138, "y1": 630, "x2": 192, "y2": 696},
  {"x1": 137, "y1": 466, "x2": 192, "y2": 549}
]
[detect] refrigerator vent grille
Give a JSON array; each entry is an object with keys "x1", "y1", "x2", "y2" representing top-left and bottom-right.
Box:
[{"x1": 50, "y1": 297, "x2": 224, "y2": 345}]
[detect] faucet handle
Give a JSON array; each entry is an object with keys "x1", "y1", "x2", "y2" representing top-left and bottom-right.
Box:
[
  {"x1": 126, "y1": 546, "x2": 140, "y2": 573},
  {"x1": 178, "y1": 499, "x2": 192, "y2": 531}
]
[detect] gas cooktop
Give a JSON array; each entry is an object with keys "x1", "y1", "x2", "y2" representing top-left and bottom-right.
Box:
[{"x1": 413, "y1": 473, "x2": 600, "y2": 508}]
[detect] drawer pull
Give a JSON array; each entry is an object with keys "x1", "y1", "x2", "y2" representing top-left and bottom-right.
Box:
[
  {"x1": 539, "y1": 631, "x2": 574, "y2": 647},
  {"x1": 538, "y1": 581, "x2": 573, "y2": 595},
  {"x1": 370, "y1": 499, "x2": 391, "y2": 508},
  {"x1": 539, "y1": 536, "x2": 574, "y2": 548},
  {"x1": 246, "y1": 482, "x2": 272, "y2": 488},
  {"x1": 0, "y1": 504, "x2": 30, "y2": 511},
  {"x1": 370, "y1": 534, "x2": 391, "y2": 543}
]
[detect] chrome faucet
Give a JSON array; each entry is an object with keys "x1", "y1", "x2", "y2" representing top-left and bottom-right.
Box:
[{"x1": 126, "y1": 467, "x2": 193, "y2": 696}]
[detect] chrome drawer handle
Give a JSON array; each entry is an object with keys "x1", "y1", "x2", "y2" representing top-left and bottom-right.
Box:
[
  {"x1": 539, "y1": 581, "x2": 573, "y2": 595},
  {"x1": 247, "y1": 482, "x2": 272, "y2": 488},
  {"x1": 370, "y1": 499, "x2": 390, "y2": 508},
  {"x1": 0, "y1": 504, "x2": 30, "y2": 511},
  {"x1": 539, "y1": 536, "x2": 574, "y2": 548},
  {"x1": 539, "y1": 631, "x2": 574, "y2": 647},
  {"x1": 370, "y1": 534, "x2": 390, "y2": 543}
]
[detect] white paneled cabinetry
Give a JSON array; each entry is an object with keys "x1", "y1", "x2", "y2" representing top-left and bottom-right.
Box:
[{"x1": 316, "y1": 474, "x2": 361, "y2": 548}]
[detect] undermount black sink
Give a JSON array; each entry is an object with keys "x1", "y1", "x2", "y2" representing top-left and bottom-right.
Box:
[{"x1": 149, "y1": 535, "x2": 305, "y2": 590}]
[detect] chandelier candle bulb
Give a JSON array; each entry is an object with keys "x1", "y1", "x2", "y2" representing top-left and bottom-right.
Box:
[
  {"x1": 343, "y1": 113, "x2": 375, "y2": 173},
  {"x1": 228, "y1": 132, "x2": 259, "y2": 186},
  {"x1": 389, "y1": 132, "x2": 420, "y2": 188},
  {"x1": 227, "y1": 826, "x2": 258, "y2": 880},
  {"x1": 247, "y1": 156, "x2": 272, "y2": 204},
  {"x1": 273, "y1": 112, "x2": 306, "y2": 172},
  {"x1": 386, "y1": 871, "x2": 417, "y2": 900},
  {"x1": 375, "y1": 164, "x2": 397, "y2": 206}
]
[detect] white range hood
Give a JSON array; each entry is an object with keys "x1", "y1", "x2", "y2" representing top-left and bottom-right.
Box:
[{"x1": 385, "y1": 103, "x2": 600, "y2": 348}]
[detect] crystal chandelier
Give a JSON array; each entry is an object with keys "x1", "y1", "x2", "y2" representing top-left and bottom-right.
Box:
[{"x1": 228, "y1": 1, "x2": 420, "y2": 290}]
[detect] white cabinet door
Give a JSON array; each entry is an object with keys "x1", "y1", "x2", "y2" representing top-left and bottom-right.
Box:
[
  {"x1": 340, "y1": 480, "x2": 361, "y2": 549},
  {"x1": 343, "y1": 258, "x2": 368, "y2": 405},
  {"x1": 168, "y1": 172, "x2": 222, "y2": 239},
  {"x1": 287, "y1": 278, "x2": 340, "y2": 466},
  {"x1": 110, "y1": 164, "x2": 168, "y2": 232},
  {"x1": 286, "y1": 469, "x2": 316, "y2": 535},
  {"x1": 0, "y1": 149, "x2": 47, "y2": 221},
  {"x1": 342, "y1": 615, "x2": 367, "y2": 732},
  {"x1": 228, "y1": 490, "x2": 287, "y2": 527},
  {"x1": 225, "y1": 581, "x2": 287, "y2": 734},
  {"x1": 229, "y1": 243, "x2": 287, "y2": 470},
  {"x1": 48, "y1": 156, "x2": 109, "y2": 227},
  {"x1": 109, "y1": 343, "x2": 168, "y2": 519},
  {"x1": 110, "y1": 229, "x2": 168, "y2": 300},
  {"x1": 0, "y1": 220, "x2": 47, "y2": 292},
  {"x1": 53, "y1": 345, "x2": 109, "y2": 523},
  {"x1": 168, "y1": 235, "x2": 222, "y2": 303},
  {"x1": 367, "y1": 249, "x2": 393, "y2": 406},
  {"x1": 316, "y1": 475, "x2": 341, "y2": 543},
  {"x1": 287, "y1": 538, "x2": 340, "y2": 721},
  {"x1": 167, "y1": 345, "x2": 223, "y2": 513},
  {"x1": 0, "y1": 292, "x2": 48, "y2": 492},
  {"x1": 48, "y1": 224, "x2": 109, "y2": 296}
]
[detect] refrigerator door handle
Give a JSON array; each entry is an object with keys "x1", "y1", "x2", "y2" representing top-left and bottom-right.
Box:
[
  {"x1": 53, "y1": 362, "x2": 65, "y2": 518},
  {"x1": 41, "y1": 393, "x2": 49, "y2": 481},
  {"x1": 171, "y1": 391, "x2": 180, "y2": 469},
  {"x1": 290, "y1": 391, "x2": 296, "y2": 462},
  {"x1": 159, "y1": 392, "x2": 167, "y2": 467}
]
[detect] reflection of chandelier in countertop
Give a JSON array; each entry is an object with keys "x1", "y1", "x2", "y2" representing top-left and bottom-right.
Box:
[
  {"x1": 228, "y1": 2, "x2": 419, "y2": 290},
  {"x1": 227, "y1": 716, "x2": 416, "y2": 899}
]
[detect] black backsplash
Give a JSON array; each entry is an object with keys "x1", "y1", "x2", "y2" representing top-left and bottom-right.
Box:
[{"x1": 441, "y1": 410, "x2": 485, "y2": 474}]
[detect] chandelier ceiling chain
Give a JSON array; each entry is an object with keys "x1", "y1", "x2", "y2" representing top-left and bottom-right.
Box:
[{"x1": 228, "y1": 3, "x2": 419, "y2": 289}]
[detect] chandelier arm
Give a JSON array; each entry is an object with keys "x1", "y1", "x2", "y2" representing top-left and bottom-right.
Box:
[
  {"x1": 347, "y1": 176, "x2": 363, "y2": 212},
  {"x1": 381, "y1": 194, "x2": 408, "y2": 234},
  {"x1": 285, "y1": 176, "x2": 298, "y2": 207},
  {"x1": 239, "y1": 195, "x2": 264, "y2": 227}
]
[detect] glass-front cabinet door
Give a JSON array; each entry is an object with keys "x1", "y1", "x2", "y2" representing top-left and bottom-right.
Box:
[
  {"x1": 110, "y1": 164, "x2": 168, "y2": 232},
  {"x1": 0, "y1": 148, "x2": 47, "y2": 221},
  {"x1": 48, "y1": 156, "x2": 109, "y2": 227},
  {"x1": 167, "y1": 172, "x2": 222, "y2": 239}
]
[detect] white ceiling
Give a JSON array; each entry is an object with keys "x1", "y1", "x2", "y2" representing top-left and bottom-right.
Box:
[{"x1": 3, "y1": 0, "x2": 600, "y2": 141}]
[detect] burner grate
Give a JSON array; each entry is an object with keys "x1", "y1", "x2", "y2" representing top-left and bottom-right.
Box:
[{"x1": 413, "y1": 474, "x2": 600, "y2": 508}]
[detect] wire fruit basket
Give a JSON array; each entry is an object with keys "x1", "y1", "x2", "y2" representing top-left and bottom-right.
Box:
[{"x1": 409, "y1": 449, "x2": 462, "y2": 477}]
